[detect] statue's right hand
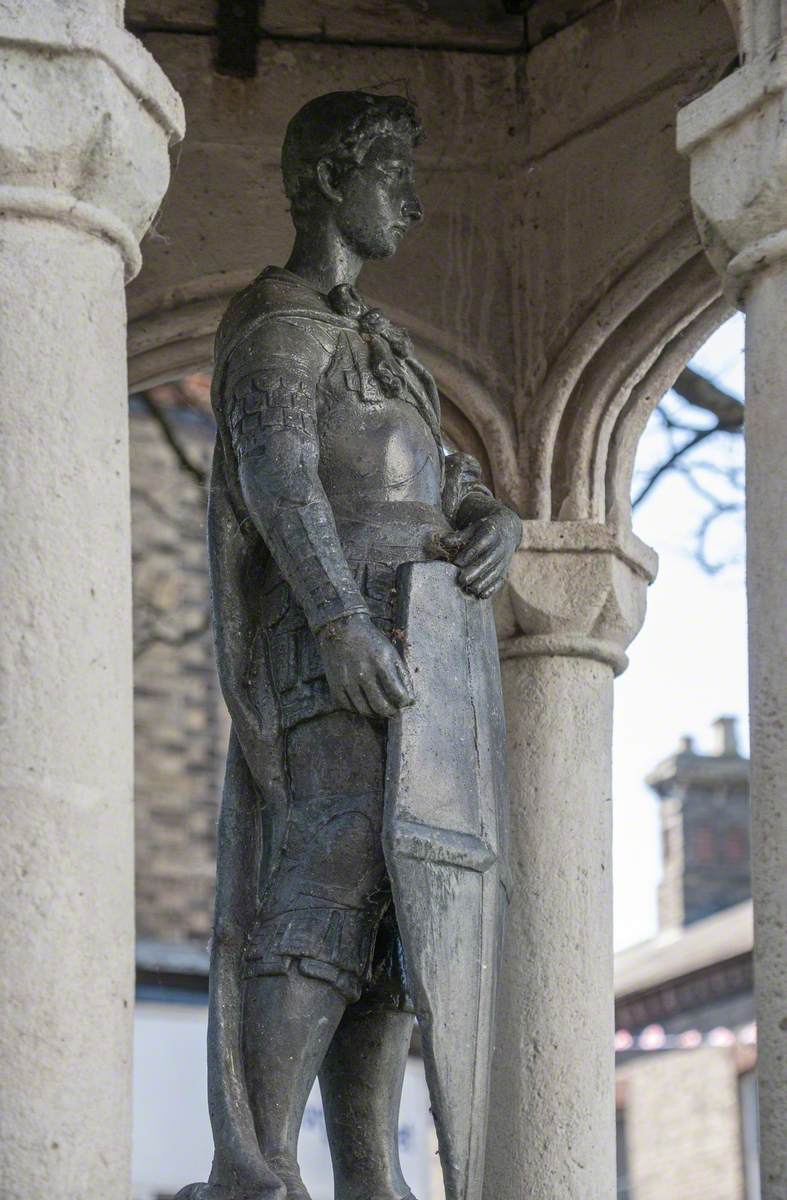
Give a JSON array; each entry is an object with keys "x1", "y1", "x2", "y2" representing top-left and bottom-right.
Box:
[{"x1": 317, "y1": 612, "x2": 415, "y2": 718}]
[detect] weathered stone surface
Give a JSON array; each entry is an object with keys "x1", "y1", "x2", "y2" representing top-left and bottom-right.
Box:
[
  {"x1": 130, "y1": 1, "x2": 735, "y2": 525},
  {"x1": 127, "y1": 0, "x2": 215, "y2": 29},
  {"x1": 498, "y1": 520, "x2": 656, "y2": 672},
  {"x1": 678, "y1": 43, "x2": 787, "y2": 304},
  {"x1": 0, "y1": 7, "x2": 182, "y2": 1197},
  {"x1": 485, "y1": 524, "x2": 655, "y2": 1200},
  {"x1": 527, "y1": 0, "x2": 607, "y2": 46},
  {"x1": 126, "y1": 0, "x2": 525, "y2": 49},
  {"x1": 0, "y1": 3, "x2": 183, "y2": 279},
  {"x1": 260, "y1": 0, "x2": 524, "y2": 49},
  {"x1": 741, "y1": 264, "x2": 787, "y2": 1200}
]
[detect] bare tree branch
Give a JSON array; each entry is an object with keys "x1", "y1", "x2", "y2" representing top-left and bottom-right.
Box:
[
  {"x1": 633, "y1": 425, "x2": 717, "y2": 508},
  {"x1": 691, "y1": 498, "x2": 743, "y2": 575},
  {"x1": 134, "y1": 390, "x2": 209, "y2": 487},
  {"x1": 634, "y1": 366, "x2": 744, "y2": 511},
  {"x1": 672, "y1": 366, "x2": 744, "y2": 429}
]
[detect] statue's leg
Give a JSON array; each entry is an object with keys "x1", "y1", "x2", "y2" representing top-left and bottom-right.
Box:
[
  {"x1": 319, "y1": 1001, "x2": 416, "y2": 1200},
  {"x1": 243, "y1": 971, "x2": 346, "y2": 1200},
  {"x1": 242, "y1": 710, "x2": 390, "y2": 1200}
]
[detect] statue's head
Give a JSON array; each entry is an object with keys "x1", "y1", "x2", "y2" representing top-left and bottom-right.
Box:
[{"x1": 282, "y1": 91, "x2": 424, "y2": 260}]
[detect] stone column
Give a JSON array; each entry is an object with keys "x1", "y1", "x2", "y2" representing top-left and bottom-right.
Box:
[
  {"x1": 677, "y1": 27, "x2": 787, "y2": 1199},
  {"x1": 484, "y1": 523, "x2": 655, "y2": 1200},
  {"x1": 0, "y1": 7, "x2": 183, "y2": 1198}
]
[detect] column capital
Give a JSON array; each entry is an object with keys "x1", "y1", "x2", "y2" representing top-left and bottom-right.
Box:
[
  {"x1": 496, "y1": 522, "x2": 657, "y2": 675},
  {"x1": 677, "y1": 37, "x2": 787, "y2": 305},
  {"x1": 0, "y1": 4, "x2": 184, "y2": 280}
]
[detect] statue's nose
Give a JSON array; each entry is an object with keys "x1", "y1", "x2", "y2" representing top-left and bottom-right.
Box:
[{"x1": 403, "y1": 197, "x2": 423, "y2": 224}]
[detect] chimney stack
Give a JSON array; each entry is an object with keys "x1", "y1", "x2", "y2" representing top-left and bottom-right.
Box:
[
  {"x1": 647, "y1": 717, "x2": 750, "y2": 930},
  {"x1": 712, "y1": 715, "x2": 739, "y2": 756}
]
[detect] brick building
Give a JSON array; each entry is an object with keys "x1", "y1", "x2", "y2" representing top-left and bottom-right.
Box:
[{"x1": 614, "y1": 720, "x2": 758, "y2": 1200}]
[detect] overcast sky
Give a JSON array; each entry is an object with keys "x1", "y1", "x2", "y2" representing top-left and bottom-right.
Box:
[{"x1": 613, "y1": 314, "x2": 747, "y2": 951}]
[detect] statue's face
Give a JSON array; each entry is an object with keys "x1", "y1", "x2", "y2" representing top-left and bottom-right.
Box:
[{"x1": 333, "y1": 132, "x2": 423, "y2": 260}]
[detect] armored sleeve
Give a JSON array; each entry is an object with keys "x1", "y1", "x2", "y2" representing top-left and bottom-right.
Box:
[{"x1": 225, "y1": 328, "x2": 369, "y2": 633}]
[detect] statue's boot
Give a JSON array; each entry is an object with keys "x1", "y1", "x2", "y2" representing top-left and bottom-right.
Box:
[
  {"x1": 243, "y1": 970, "x2": 347, "y2": 1200},
  {"x1": 174, "y1": 1178, "x2": 283, "y2": 1200},
  {"x1": 319, "y1": 1005, "x2": 418, "y2": 1200},
  {"x1": 174, "y1": 1150, "x2": 287, "y2": 1200},
  {"x1": 173, "y1": 1144, "x2": 287, "y2": 1200}
]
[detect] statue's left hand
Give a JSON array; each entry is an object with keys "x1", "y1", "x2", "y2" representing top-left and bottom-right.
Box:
[{"x1": 441, "y1": 508, "x2": 522, "y2": 599}]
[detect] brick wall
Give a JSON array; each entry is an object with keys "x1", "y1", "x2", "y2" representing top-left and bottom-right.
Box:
[
  {"x1": 680, "y1": 782, "x2": 751, "y2": 926},
  {"x1": 130, "y1": 403, "x2": 227, "y2": 947},
  {"x1": 619, "y1": 1047, "x2": 745, "y2": 1200}
]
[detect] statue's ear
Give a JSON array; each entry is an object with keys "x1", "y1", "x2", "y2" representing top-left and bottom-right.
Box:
[{"x1": 316, "y1": 158, "x2": 343, "y2": 204}]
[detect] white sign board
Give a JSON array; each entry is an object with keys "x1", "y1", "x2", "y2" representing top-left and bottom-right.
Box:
[{"x1": 132, "y1": 1001, "x2": 444, "y2": 1200}]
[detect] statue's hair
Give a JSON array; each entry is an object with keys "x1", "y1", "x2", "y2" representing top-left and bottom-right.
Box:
[{"x1": 282, "y1": 91, "x2": 422, "y2": 221}]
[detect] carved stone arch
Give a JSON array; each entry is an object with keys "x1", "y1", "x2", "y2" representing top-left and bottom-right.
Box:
[
  {"x1": 557, "y1": 254, "x2": 724, "y2": 521},
  {"x1": 605, "y1": 294, "x2": 732, "y2": 528},
  {"x1": 722, "y1": 0, "x2": 783, "y2": 59},
  {"x1": 127, "y1": 270, "x2": 251, "y2": 390},
  {"x1": 722, "y1": 0, "x2": 747, "y2": 50},
  {"x1": 521, "y1": 216, "x2": 731, "y2": 526}
]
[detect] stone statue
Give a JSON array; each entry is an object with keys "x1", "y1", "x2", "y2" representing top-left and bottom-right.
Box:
[{"x1": 177, "y1": 92, "x2": 521, "y2": 1200}]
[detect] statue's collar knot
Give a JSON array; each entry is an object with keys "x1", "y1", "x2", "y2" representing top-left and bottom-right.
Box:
[
  {"x1": 328, "y1": 283, "x2": 365, "y2": 320},
  {"x1": 325, "y1": 281, "x2": 440, "y2": 451},
  {"x1": 328, "y1": 284, "x2": 413, "y2": 361}
]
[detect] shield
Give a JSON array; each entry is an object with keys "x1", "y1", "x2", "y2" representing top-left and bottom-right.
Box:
[{"x1": 383, "y1": 560, "x2": 509, "y2": 1200}]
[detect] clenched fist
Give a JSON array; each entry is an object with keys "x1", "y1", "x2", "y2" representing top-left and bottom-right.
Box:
[{"x1": 317, "y1": 612, "x2": 415, "y2": 718}]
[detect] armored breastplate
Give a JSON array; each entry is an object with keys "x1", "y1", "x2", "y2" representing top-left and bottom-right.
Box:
[{"x1": 317, "y1": 328, "x2": 444, "y2": 514}]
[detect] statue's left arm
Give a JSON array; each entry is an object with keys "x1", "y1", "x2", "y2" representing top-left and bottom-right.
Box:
[{"x1": 441, "y1": 451, "x2": 522, "y2": 599}]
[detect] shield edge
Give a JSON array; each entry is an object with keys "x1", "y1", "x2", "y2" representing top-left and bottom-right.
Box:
[{"x1": 383, "y1": 561, "x2": 508, "y2": 1200}]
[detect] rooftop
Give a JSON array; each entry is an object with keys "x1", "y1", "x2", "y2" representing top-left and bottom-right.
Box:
[{"x1": 615, "y1": 898, "x2": 753, "y2": 999}]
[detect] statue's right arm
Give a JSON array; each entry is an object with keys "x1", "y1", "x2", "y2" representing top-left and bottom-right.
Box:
[
  {"x1": 229, "y1": 368, "x2": 369, "y2": 635},
  {"x1": 225, "y1": 358, "x2": 414, "y2": 717}
]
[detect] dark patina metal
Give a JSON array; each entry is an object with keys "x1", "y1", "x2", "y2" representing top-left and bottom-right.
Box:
[{"x1": 176, "y1": 91, "x2": 521, "y2": 1200}]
